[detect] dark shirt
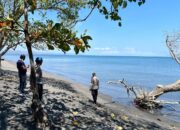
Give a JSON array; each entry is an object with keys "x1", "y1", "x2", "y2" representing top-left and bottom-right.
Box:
[{"x1": 17, "y1": 60, "x2": 27, "y2": 75}]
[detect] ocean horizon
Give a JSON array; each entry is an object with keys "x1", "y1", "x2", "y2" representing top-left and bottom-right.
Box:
[{"x1": 4, "y1": 54, "x2": 180, "y2": 122}]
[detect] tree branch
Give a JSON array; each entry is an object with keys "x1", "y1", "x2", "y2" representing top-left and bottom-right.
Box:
[
  {"x1": 75, "y1": 1, "x2": 98, "y2": 24},
  {"x1": 108, "y1": 79, "x2": 138, "y2": 98},
  {"x1": 166, "y1": 35, "x2": 180, "y2": 64}
]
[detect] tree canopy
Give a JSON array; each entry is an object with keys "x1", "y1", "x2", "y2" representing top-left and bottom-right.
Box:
[{"x1": 0, "y1": 0, "x2": 145, "y2": 55}]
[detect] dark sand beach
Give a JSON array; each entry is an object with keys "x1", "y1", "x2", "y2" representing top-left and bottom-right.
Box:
[{"x1": 0, "y1": 60, "x2": 179, "y2": 130}]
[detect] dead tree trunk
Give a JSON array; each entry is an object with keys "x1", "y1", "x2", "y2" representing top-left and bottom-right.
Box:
[
  {"x1": 108, "y1": 79, "x2": 180, "y2": 109},
  {"x1": 148, "y1": 81, "x2": 180, "y2": 100}
]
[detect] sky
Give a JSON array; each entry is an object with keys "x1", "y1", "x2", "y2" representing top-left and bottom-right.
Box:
[
  {"x1": 15, "y1": 0, "x2": 180, "y2": 57},
  {"x1": 74, "y1": 0, "x2": 180, "y2": 56}
]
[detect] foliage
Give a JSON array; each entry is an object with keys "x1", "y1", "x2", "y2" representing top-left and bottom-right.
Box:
[
  {"x1": 0, "y1": 0, "x2": 92, "y2": 54},
  {"x1": 0, "y1": 0, "x2": 24, "y2": 57},
  {"x1": 87, "y1": 0, "x2": 145, "y2": 27},
  {"x1": 0, "y1": 0, "x2": 145, "y2": 55}
]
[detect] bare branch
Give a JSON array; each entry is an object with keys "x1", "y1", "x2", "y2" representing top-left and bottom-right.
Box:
[
  {"x1": 166, "y1": 34, "x2": 180, "y2": 64},
  {"x1": 108, "y1": 79, "x2": 138, "y2": 98},
  {"x1": 75, "y1": 1, "x2": 98, "y2": 24}
]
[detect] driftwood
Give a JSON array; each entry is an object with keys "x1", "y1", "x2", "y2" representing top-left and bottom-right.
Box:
[
  {"x1": 148, "y1": 81, "x2": 180, "y2": 100},
  {"x1": 108, "y1": 79, "x2": 180, "y2": 109}
]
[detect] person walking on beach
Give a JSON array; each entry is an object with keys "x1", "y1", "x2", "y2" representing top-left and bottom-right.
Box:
[
  {"x1": 35, "y1": 57, "x2": 43, "y2": 101},
  {"x1": 17, "y1": 54, "x2": 29, "y2": 94},
  {"x1": 90, "y1": 72, "x2": 99, "y2": 104}
]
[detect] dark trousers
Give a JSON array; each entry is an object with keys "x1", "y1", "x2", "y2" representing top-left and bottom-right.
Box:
[
  {"x1": 91, "y1": 89, "x2": 98, "y2": 104},
  {"x1": 37, "y1": 84, "x2": 43, "y2": 101},
  {"x1": 19, "y1": 74, "x2": 26, "y2": 93}
]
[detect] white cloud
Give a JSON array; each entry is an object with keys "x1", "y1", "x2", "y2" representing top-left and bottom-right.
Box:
[
  {"x1": 94, "y1": 47, "x2": 112, "y2": 51},
  {"x1": 123, "y1": 47, "x2": 136, "y2": 54},
  {"x1": 86, "y1": 47, "x2": 166, "y2": 56},
  {"x1": 89, "y1": 47, "x2": 138, "y2": 56}
]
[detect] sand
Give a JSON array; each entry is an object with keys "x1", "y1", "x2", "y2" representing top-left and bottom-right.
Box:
[{"x1": 0, "y1": 60, "x2": 179, "y2": 130}]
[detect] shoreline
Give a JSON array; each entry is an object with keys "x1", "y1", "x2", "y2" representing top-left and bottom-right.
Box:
[{"x1": 1, "y1": 60, "x2": 180, "y2": 129}]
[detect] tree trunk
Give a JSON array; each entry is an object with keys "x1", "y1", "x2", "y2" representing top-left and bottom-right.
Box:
[
  {"x1": 0, "y1": 54, "x2": 1, "y2": 69},
  {"x1": 109, "y1": 79, "x2": 180, "y2": 109},
  {"x1": 0, "y1": 34, "x2": 4, "y2": 70},
  {"x1": 24, "y1": 0, "x2": 45, "y2": 126},
  {"x1": 148, "y1": 80, "x2": 180, "y2": 100},
  {"x1": 24, "y1": 0, "x2": 36, "y2": 90}
]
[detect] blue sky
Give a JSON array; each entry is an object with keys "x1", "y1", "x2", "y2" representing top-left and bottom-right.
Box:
[
  {"x1": 74, "y1": 0, "x2": 180, "y2": 56},
  {"x1": 16, "y1": 0, "x2": 180, "y2": 57}
]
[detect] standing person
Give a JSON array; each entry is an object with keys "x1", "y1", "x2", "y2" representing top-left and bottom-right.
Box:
[
  {"x1": 35, "y1": 57, "x2": 43, "y2": 101},
  {"x1": 17, "y1": 54, "x2": 29, "y2": 94},
  {"x1": 90, "y1": 72, "x2": 99, "y2": 104}
]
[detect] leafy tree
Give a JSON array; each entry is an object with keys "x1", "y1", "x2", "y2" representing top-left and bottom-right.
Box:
[
  {"x1": 0, "y1": 25, "x2": 21, "y2": 68},
  {"x1": 0, "y1": 0, "x2": 24, "y2": 68},
  {"x1": 0, "y1": 0, "x2": 145, "y2": 127}
]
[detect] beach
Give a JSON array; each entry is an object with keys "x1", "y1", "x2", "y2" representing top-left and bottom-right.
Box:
[{"x1": 0, "y1": 60, "x2": 180, "y2": 130}]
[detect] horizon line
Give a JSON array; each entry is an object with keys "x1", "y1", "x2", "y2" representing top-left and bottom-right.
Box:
[{"x1": 6, "y1": 52, "x2": 171, "y2": 58}]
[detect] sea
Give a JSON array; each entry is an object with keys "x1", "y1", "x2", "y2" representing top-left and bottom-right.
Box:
[{"x1": 4, "y1": 54, "x2": 180, "y2": 122}]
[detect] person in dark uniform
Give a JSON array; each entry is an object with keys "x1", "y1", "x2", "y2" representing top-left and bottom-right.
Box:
[{"x1": 17, "y1": 54, "x2": 29, "y2": 94}]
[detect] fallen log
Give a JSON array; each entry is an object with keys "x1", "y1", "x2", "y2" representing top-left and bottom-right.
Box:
[
  {"x1": 148, "y1": 80, "x2": 180, "y2": 100},
  {"x1": 108, "y1": 79, "x2": 180, "y2": 109}
]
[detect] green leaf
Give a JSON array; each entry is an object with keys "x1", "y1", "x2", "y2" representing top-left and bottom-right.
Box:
[
  {"x1": 27, "y1": 0, "x2": 33, "y2": 5},
  {"x1": 47, "y1": 44, "x2": 54, "y2": 50},
  {"x1": 102, "y1": 6, "x2": 108, "y2": 15},
  {"x1": 28, "y1": 0, "x2": 37, "y2": 14},
  {"x1": 62, "y1": 44, "x2": 70, "y2": 51},
  {"x1": 112, "y1": 1, "x2": 118, "y2": 9},
  {"x1": 97, "y1": 1, "x2": 102, "y2": 8},
  {"x1": 118, "y1": 0, "x2": 123, "y2": 4},
  {"x1": 80, "y1": 46, "x2": 85, "y2": 52},
  {"x1": 74, "y1": 46, "x2": 79, "y2": 54},
  {"x1": 53, "y1": 23, "x2": 61, "y2": 30},
  {"x1": 112, "y1": 13, "x2": 121, "y2": 21},
  {"x1": 81, "y1": 35, "x2": 92, "y2": 45},
  {"x1": 118, "y1": 22, "x2": 122, "y2": 27},
  {"x1": 82, "y1": 35, "x2": 92, "y2": 40},
  {"x1": 122, "y1": 1, "x2": 127, "y2": 8},
  {"x1": 85, "y1": 44, "x2": 91, "y2": 49},
  {"x1": 117, "y1": 0, "x2": 123, "y2": 6},
  {"x1": 138, "y1": 2, "x2": 142, "y2": 6}
]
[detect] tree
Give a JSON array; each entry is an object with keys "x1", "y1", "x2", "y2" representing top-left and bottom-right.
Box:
[
  {"x1": 0, "y1": 0, "x2": 145, "y2": 128},
  {"x1": 0, "y1": 24, "x2": 23, "y2": 68},
  {"x1": 0, "y1": 0, "x2": 24, "y2": 68},
  {"x1": 166, "y1": 34, "x2": 180, "y2": 64}
]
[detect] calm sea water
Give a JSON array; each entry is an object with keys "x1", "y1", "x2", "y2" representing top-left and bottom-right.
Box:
[{"x1": 4, "y1": 54, "x2": 180, "y2": 122}]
